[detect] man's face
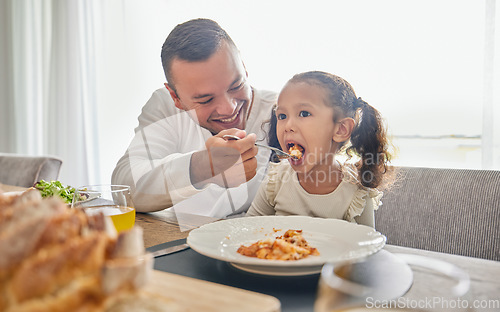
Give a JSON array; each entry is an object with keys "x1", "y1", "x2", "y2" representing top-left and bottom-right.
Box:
[{"x1": 166, "y1": 43, "x2": 252, "y2": 135}]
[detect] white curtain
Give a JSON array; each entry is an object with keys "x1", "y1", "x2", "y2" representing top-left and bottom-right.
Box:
[{"x1": 0, "y1": 0, "x2": 101, "y2": 186}]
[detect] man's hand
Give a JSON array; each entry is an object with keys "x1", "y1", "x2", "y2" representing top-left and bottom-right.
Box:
[{"x1": 190, "y1": 129, "x2": 258, "y2": 189}]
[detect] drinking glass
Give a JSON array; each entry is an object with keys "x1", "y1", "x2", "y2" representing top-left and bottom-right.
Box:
[
  {"x1": 71, "y1": 184, "x2": 135, "y2": 233},
  {"x1": 315, "y1": 250, "x2": 414, "y2": 312},
  {"x1": 314, "y1": 252, "x2": 473, "y2": 312}
]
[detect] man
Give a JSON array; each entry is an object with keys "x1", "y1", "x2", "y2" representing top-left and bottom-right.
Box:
[{"x1": 112, "y1": 19, "x2": 277, "y2": 220}]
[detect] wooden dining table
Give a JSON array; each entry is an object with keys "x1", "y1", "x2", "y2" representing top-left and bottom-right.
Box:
[
  {"x1": 137, "y1": 209, "x2": 500, "y2": 312},
  {"x1": 2, "y1": 183, "x2": 498, "y2": 311},
  {"x1": 0, "y1": 183, "x2": 28, "y2": 193}
]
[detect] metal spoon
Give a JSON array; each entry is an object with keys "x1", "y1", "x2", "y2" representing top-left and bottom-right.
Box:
[{"x1": 222, "y1": 134, "x2": 296, "y2": 159}]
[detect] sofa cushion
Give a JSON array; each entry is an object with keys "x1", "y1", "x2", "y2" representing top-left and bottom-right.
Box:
[{"x1": 375, "y1": 166, "x2": 500, "y2": 261}]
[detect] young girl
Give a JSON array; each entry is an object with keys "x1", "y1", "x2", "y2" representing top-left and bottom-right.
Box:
[{"x1": 247, "y1": 71, "x2": 392, "y2": 227}]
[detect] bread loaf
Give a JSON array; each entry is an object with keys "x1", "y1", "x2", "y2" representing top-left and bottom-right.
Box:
[{"x1": 0, "y1": 188, "x2": 155, "y2": 312}]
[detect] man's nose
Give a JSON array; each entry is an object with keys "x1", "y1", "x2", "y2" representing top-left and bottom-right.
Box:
[{"x1": 216, "y1": 96, "x2": 238, "y2": 116}]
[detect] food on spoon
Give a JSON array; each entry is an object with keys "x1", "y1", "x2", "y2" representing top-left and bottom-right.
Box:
[
  {"x1": 0, "y1": 189, "x2": 159, "y2": 312},
  {"x1": 288, "y1": 144, "x2": 304, "y2": 160},
  {"x1": 33, "y1": 180, "x2": 86, "y2": 204},
  {"x1": 237, "y1": 229, "x2": 319, "y2": 261}
]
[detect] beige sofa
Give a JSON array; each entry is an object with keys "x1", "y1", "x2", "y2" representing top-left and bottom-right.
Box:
[
  {"x1": 0, "y1": 153, "x2": 63, "y2": 188},
  {"x1": 375, "y1": 166, "x2": 500, "y2": 261}
]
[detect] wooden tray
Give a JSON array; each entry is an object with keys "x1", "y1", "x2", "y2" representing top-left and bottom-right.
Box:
[{"x1": 143, "y1": 270, "x2": 281, "y2": 312}]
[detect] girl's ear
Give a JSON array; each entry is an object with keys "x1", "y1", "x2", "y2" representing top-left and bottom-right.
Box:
[
  {"x1": 333, "y1": 117, "x2": 356, "y2": 143},
  {"x1": 165, "y1": 83, "x2": 184, "y2": 110}
]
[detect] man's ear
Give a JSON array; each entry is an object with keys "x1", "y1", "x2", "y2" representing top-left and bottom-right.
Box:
[
  {"x1": 333, "y1": 117, "x2": 356, "y2": 143},
  {"x1": 165, "y1": 83, "x2": 184, "y2": 110}
]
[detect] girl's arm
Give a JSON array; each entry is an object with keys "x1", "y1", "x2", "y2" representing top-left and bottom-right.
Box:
[
  {"x1": 246, "y1": 178, "x2": 276, "y2": 216},
  {"x1": 354, "y1": 199, "x2": 375, "y2": 228}
]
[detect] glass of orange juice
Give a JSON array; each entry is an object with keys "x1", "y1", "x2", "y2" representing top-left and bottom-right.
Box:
[{"x1": 71, "y1": 184, "x2": 135, "y2": 233}]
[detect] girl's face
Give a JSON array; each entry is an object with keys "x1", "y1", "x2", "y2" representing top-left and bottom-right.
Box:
[{"x1": 275, "y1": 82, "x2": 339, "y2": 175}]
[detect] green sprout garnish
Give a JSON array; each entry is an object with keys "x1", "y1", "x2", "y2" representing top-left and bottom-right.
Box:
[{"x1": 33, "y1": 180, "x2": 86, "y2": 204}]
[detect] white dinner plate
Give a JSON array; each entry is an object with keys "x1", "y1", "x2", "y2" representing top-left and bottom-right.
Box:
[{"x1": 187, "y1": 216, "x2": 386, "y2": 276}]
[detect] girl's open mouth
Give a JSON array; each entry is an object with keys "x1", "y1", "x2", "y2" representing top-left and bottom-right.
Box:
[{"x1": 287, "y1": 143, "x2": 305, "y2": 165}]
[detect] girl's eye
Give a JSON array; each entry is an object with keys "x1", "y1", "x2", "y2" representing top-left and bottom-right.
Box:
[
  {"x1": 299, "y1": 111, "x2": 311, "y2": 117},
  {"x1": 277, "y1": 113, "x2": 287, "y2": 120}
]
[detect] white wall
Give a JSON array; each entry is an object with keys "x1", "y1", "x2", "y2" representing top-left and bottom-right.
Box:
[{"x1": 76, "y1": 0, "x2": 500, "y2": 183}]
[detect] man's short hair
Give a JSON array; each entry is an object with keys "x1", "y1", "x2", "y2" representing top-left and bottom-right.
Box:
[{"x1": 161, "y1": 18, "x2": 236, "y2": 88}]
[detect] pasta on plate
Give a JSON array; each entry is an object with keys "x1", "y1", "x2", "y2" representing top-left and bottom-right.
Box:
[{"x1": 237, "y1": 229, "x2": 319, "y2": 261}]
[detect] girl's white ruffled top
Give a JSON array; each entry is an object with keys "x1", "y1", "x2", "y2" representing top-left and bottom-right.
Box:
[{"x1": 246, "y1": 161, "x2": 383, "y2": 227}]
